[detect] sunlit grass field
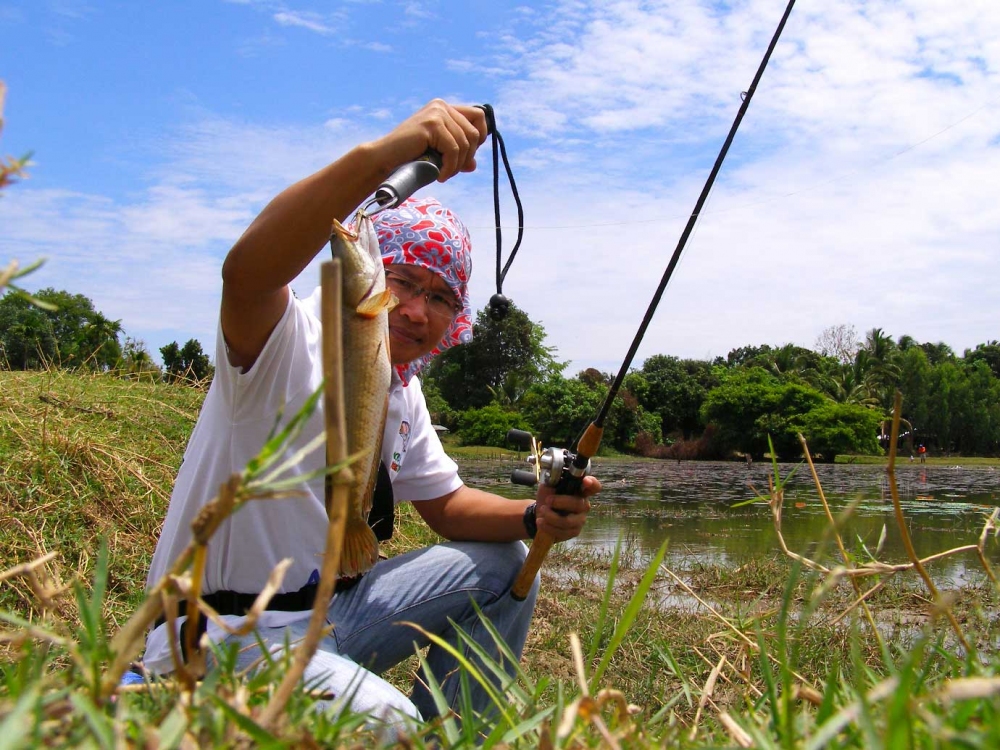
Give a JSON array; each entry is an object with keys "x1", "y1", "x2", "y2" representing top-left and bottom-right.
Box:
[{"x1": 3, "y1": 369, "x2": 1000, "y2": 747}]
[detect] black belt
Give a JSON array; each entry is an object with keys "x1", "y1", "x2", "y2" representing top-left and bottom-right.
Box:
[
  {"x1": 198, "y1": 575, "x2": 361, "y2": 617},
  {"x1": 154, "y1": 458, "x2": 394, "y2": 657},
  {"x1": 154, "y1": 574, "x2": 361, "y2": 630},
  {"x1": 155, "y1": 575, "x2": 362, "y2": 663}
]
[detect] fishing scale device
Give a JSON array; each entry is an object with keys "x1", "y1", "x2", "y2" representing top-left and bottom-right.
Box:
[{"x1": 362, "y1": 103, "x2": 524, "y2": 322}]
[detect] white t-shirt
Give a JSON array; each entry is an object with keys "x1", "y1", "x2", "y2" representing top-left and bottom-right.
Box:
[{"x1": 143, "y1": 288, "x2": 462, "y2": 673}]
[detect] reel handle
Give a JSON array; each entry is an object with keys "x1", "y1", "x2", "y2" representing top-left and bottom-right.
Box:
[
  {"x1": 511, "y1": 469, "x2": 539, "y2": 487},
  {"x1": 506, "y1": 428, "x2": 534, "y2": 450},
  {"x1": 511, "y1": 530, "x2": 555, "y2": 601},
  {"x1": 511, "y1": 470, "x2": 584, "y2": 600}
]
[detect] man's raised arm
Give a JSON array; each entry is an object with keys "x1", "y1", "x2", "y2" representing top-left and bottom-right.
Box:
[{"x1": 219, "y1": 100, "x2": 487, "y2": 371}]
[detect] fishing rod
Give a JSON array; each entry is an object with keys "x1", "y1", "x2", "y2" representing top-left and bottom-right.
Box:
[
  {"x1": 362, "y1": 103, "x2": 523, "y2": 322},
  {"x1": 507, "y1": 0, "x2": 798, "y2": 601}
]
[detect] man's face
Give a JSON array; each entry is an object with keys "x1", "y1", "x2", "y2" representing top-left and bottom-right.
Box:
[{"x1": 384, "y1": 264, "x2": 460, "y2": 366}]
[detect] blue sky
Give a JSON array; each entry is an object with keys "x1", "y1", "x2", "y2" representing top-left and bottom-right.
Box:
[{"x1": 2, "y1": 0, "x2": 999, "y2": 373}]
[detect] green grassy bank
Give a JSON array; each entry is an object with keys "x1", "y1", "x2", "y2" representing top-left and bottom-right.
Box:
[
  {"x1": 3, "y1": 369, "x2": 1000, "y2": 747},
  {"x1": 836, "y1": 453, "x2": 1000, "y2": 466}
]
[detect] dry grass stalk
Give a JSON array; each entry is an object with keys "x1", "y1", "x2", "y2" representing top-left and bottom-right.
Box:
[
  {"x1": 0, "y1": 618, "x2": 70, "y2": 648},
  {"x1": 693, "y1": 643, "x2": 763, "y2": 700},
  {"x1": 38, "y1": 392, "x2": 115, "y2": 417},
  {"x1": 718, "y1": 710, "x2": 754, "y2": 747},
  {"x1": 935, "y1": 676, "x2": 1000, "y2": 704},
  {"x1": 975, "y1": 508, "x2": 999, "y2": 585},
  {"x1": 665, "y1": 563, "x2": 820, "y2": 709},
  {"x1": 663, "y1": 566, "x2": 813, "y2": 691},
  {"x1": 258, "y1": 260, "x2": 352, "y2": 729},
  {"x1": 884, "y1": 391, "x2": 970, "y2": 651},
  {"x1": 0, "y1": 551, "x2": 59, "y2": 585},
  {"x1": 798, "y1": 432, "x2": 883, "y2": 649},
  {"x1": 0, "y1": 538, "x2": 73, "y2": 624},
  {"x1": 554, "y1": 632, "x2": 639, "y2": 749},
  {"x1": 102, "y1": 473, "x2": 303, "y2": 696},
  {"x1": 664, "y1": 395, "x2": 996, "y2": 744},
  {"x1": 0, "y1": 259, "x2": 20, "y2": 290},
  {"x1": 689, "y1": 654, "x2": 724, "y2": 741},
  {"x1": 1, "y1": 80, "x2": 32, "y2": 192},
  {"x1": 758, "y1": 416, "x2": 986, "y2": 641}
]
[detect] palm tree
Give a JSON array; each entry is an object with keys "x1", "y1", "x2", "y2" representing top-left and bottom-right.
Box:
[
  {"x1": 862, "y1": 328, "x2": 901, "y2": 410},
  {"x1": 826, "y1": 359, "x2": 880, "y2": 408},
  {"x1": 920, "y1": 341, "x2": 955, "y2": 366}
]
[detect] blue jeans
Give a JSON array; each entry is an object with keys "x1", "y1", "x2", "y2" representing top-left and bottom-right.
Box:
[{"x1": 224, "y1": 540, "x2": 539, "y2": 723}]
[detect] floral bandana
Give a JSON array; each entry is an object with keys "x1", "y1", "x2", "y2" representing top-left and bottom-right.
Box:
[{"x1": 371, "y1": 197, "x2": 473, "y2": 385}]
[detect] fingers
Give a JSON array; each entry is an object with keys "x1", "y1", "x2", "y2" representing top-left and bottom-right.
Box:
[
  {"x1": 369, "y1": 99, "x2": 488, "y2": 189},
  {"x1": 534, "y1": 475, "x2": 600, "y2": 542},
  {"x1": 397, "y1": 99, "x2": 485, "y2": 181},
  {"x1": 580, "y1": 475, "x2": 602, "y2": 497},
  {"x1": 422, "y1": 100, "x2": 486, "y2": 180},
  {"x1": 536, "y1": 498, "x2": 588, "y2": 541}
]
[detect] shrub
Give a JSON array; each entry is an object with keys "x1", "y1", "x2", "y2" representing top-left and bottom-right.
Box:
[{"x1": 457, "y1": 404, "x2": 533, "y2": 447}]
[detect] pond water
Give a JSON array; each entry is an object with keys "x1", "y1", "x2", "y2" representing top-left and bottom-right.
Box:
[{"x1": 455, "y1": 456, "x2": 1000, "y2": 584}]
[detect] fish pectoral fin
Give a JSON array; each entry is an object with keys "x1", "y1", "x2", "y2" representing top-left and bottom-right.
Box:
[{"x1": 356, "y1": 289, "x2": 398, "y2": 319}]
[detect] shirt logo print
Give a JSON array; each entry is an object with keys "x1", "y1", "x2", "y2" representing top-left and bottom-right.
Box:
[{"x1": 391, "y1": 421, "x2": 411, "y2": 473}]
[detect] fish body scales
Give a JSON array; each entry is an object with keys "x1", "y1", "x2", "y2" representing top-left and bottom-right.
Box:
[{"x1": 329, "y1": 214, "x2": 395, "y2": 578}]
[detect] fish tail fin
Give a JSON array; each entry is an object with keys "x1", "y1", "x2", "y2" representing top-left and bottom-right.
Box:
[{"x1": 338, "y1": 517, "x2": 380, "y2": 578}]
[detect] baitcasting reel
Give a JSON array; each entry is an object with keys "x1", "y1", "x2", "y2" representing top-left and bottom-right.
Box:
[
  {"x1": 506, "y1": 429, "x2": 592, "y2": 494},
  {"x1": 506, "y1": 426, "x2": 599, "y2": 601}
]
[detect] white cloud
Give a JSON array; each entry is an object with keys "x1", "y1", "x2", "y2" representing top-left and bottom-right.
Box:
[
  {"x1": 361, "y1": 40, "x2": 393, "y2": 53},
  {"x1": 0, "y1": 185, "x2": 247, "y2": 359},
  {"x1": 487, "y1": 0, "x2": 1000, "y2": 154},
  {"x1": 402, "y1": 2, "x2": 433, "y2": 21},
  {"x1": 424, "y1": 0, "x2": 1000, "y2": 371},
  {"x1": 6, "y1": 0, "x2": 999, "y2": 375},
  {"x1": 0, "y1": 112, "x2": 384, "y2": 363},
  {"x1": 47, "y1": 0, "x2": 93, "y2": 20},
  {"x1": 273, "y1": 10, "x2": 334, "y2": 34}
]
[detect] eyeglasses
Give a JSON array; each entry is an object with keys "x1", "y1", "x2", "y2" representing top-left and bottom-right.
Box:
[{"x1": 384, "y1": 270, "x2": 462, "y2": 321}]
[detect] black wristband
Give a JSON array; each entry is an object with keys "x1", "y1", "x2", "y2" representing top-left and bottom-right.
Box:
[{"x1": 522, "y1": 502, "x2": 537, "y2": 539}]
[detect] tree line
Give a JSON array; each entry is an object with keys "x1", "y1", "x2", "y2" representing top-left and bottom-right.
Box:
[
  {"x1": 421, "y1": 313, "x2": 1000, "y2": 461},
  {"x1": 0, "y1": 288, "x2": 212, "y2": 383},
  {"x1": 5, "y1": 288, "x2": 998, "y2": 461}
]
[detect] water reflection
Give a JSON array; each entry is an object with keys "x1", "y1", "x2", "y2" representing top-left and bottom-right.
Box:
[{"x1": 456, "y1": 457, "x2": 1000, "y2": 582}]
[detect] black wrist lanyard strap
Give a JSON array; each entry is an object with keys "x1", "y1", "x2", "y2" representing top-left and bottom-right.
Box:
[{"x1": 478, "y1": 104, "x2": 525, "y2": 321}]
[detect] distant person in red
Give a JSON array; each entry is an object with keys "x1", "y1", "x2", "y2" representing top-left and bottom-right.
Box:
[{"x1": 918, "y1": 444, "x2": 927, "y2": 463}]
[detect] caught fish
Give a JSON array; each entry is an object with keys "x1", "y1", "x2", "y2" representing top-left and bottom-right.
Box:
[{"x1": 328, "y1": 213, "x2": 396, "y2": 578}]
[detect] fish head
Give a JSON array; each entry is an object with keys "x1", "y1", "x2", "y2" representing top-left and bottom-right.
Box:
[{"x1": 330, "y1": 212, "x2": 386, "y2": 308}]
